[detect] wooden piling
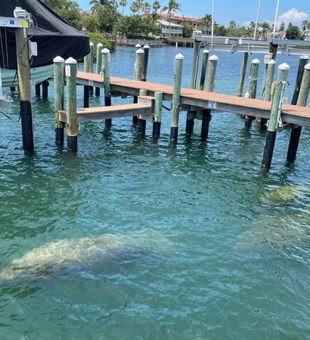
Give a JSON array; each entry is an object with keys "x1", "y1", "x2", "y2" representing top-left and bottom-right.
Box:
[
  {"x1": 206, "y1": 55, "x2": 218, "y2": 92},
  {"x1": 190, "y1": 40, "x2": 201, "y2": 89},
  {"x1": 199, "y1": 49, "x2": 209, "y2": 90},
  {"x1": 153, "y1": 91, "x2": 163, "y2": 139},
  {"x1": 260, "y1": 53, "x2": 273, "y2": 99},
  {"x1": 15, "y1": 27, "x2": 34, "y2": 152},
  {"x1": 42, "y1": 80, "x2": 49, "y2": 99},
  {"x1": 83, "y1": 42, "x2": 93, "y2": 108},
  {"x1": 244, "y1": 58, "x2": 260, "y2": 128},
  {"x1": 170, "y1": 53, "x2": 184, "y2": 143},
  {"x1": 102, "y1": 48, "x2": 112, "y2": 126},
  {"x1": 142, "y1": 45, "x2": 150, "y2": 82},
  {"x1": 262, "y1": 63, "x2": 289, "y2": 169},
  {"x1": 95, "y1": 43, "x2": 103, "y2": 96},
  {"x1": 237, "y1": 52, "x2": 249, "y2": 97},
  {"x1": 291, "y1": 55, "x2": 309, "y2": 106},
  {"x1": 53, "y1": 56, "x2": 65, "y2": 146},
  {"x1": 132, "y1": 48, "x2": 145, "y2": 125},
  {"x1": 286, "y1": 62, "x2": 310, "y2": 163},
  {"x1": 200, "y1": 54, "x2": 218, "y2": 140},
  {"x1": 65, "y1": 57, "x2": 78, "y2": 152},
  {"x1": 260, "y1": 59, "x2": 276, "y2": 130}
]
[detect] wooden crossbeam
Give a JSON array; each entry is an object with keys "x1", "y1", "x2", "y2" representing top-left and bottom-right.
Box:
[
  {"x1": 58, "y1": 96, "x2": 154, "y2": 123},
  {"x1": 76, "y1": 72, "x2": 310, "y2": 128}
]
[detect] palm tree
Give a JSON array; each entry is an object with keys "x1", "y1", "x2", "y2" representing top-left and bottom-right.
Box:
[
  {"x1": 302, "y1": 20, "x2": 309, "y2": 32},
  {"x1": 152, "y1": 0, "x2": 160, "y2": 13},
  {"x1": 143, "y1": 2, "x2": 151, "y2": 14},
  {"x1": 119, "y1": 0, "x2": 127, "y2": 15},
  {"x1": 161, "y1": 0, "x2": 181, "y2": 37},
  {"x1": 90, "y1": 0, "x2": 111, "y2": 13}
]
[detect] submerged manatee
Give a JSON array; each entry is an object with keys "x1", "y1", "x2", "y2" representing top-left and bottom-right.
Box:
[
  {"x1": 0, "y1": 233, "x2": 171, "y2": 283},
  {"x1": 259, "y1": 185, "x2": 298, "y2": 204}
]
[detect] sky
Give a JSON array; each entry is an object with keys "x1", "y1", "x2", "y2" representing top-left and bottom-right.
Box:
[{"x1": 77, "y1": 0, "x2": 310, "y2": 27}]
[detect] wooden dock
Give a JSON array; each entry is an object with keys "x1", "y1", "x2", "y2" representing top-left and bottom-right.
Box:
[{"x1": 76, "y1": 71, "x2": 310, "y2": 128}]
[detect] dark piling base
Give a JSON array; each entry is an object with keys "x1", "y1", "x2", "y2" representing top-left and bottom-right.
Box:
[
  {"x1": 10, "y1": 87, "x2": 16, "y2": 92},
  {"x1": 35, "y1": 83, "x2": 41, "y2": 97},
  {"x1": 244, "y1": 115, "x2": 253, "y2": 128},
  {"x1": 89, "y1": 87, "x2": 94, "y2": 96},
  {"x1": 42, "y1": 80, "x2": 48, "y2": 99},
  {"x1": 104, "y1": 96, "x2": 112, "y2": 126},
  {"x1": 201, "y1": 110, "x2": 211, "y2": 141},
  {"x1": 95, "y1": 87, "x2": 100, "y2": 97},
  {"x1": 286, "y1": 126, "x2": 302, "y2": 163},
  {"x1": 262, "y1": 131, "x2": 277, "y2": 169},
  {"x1": 55, "y1": 127, "x2": 64, "y2": 147},
  {"x1": 132, "y1": 96, "x2": 138, "y2": 125},
  {"x1": 20, "y1": 100, "x2": 34, "y2": 152},
  {"x1": 138, "y1": 119, "x2": 146, "y2": 136},
  {"x1": 170, "y1": 127, "x2": 178, "y2": 144},
  {"x1": 185, "y1": 118, "x2": 194, "y2": 137},
  {"x1": 260, "y1": 118, "x2": 267, "y2": 131},
  {"x1": 67, "y1": 135, "x2": 77, "y2": 152},
  {"x1": 84, "y1": 85, "x2": 90, "y2": 108},
  {"x1": 152, "y1": 121, "x2": 161, "y2": 139}
]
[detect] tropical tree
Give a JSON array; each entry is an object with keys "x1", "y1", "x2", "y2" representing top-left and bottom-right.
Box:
[
  {"x1": 143, "y1": 2, "x2": 151, "y2": 14},
  {"x1": 161, "y1": 0, "x2": 181, "y2": 37},
  {"x1": 301, "y1": 20, "x2": 309, "y2": 32},
  {"x1": 90, "y1": 0, "x2": 111, "y2": 13},
  {"x1": 42, "y1": 0, "x2": 82, "y2": 28},
  {"x1": 286, "y1": 23, "x2": 301, "y2": 40},
  {"x1": 152, "y1": 0, "x2": 160, "y2": 13},
  {"x1": 119, "y1": 0, "x2": 127, "y2": 15}
]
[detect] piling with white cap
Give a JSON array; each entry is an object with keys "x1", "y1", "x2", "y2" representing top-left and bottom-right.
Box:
[
  {"x1": 95, "y1": 43, "x2": 103, "y2": 96},
  {"x1": 132, "y1": 48, "x2": 145, "y2": 125},
  {"x1": 287, "y1": 61, "x2": 310, "y2": 163},
  {"x1": 262, "y1": 63, "x2": 290, "y2": 169},
  {"x1": 53, "y1": 56, "x2": 65, "y2": 146},
  {"x1": 102, "y1": 48, "x2": 112, "y2": 126},
  {"x1": 245, "y1": 58, "x2": 260, "y2": 128},
  {"x1": 65, "y1": 57, "x2": 78, "y2": 152},
  {"x1": 170, "y1": 53, "x2": 184, "y2": 143}
]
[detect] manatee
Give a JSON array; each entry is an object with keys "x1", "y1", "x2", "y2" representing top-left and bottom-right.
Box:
[
  {"x1": 234, "y1": 212, "x2": 310, "y2": 252},
  {"x1": 0, "y1": 232, "x2": 171, "y2": 283},
  {"x1": 259, "y1": 185, "x2": 298, "y2": 204}
]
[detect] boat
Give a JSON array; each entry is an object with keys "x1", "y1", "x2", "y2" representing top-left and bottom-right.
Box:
[{"x1": 0, "y1": 0, "x2": 90, "y2": 94}]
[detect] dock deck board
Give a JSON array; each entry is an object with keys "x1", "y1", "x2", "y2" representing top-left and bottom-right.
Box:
[{"x1": 76, "y1": 71, "x2": 310, "y2": 128}]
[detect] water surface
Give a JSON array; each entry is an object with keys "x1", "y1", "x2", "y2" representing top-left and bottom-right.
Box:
[{"x1": 0, "y1": 46, "x2": 309, "y2": 339}]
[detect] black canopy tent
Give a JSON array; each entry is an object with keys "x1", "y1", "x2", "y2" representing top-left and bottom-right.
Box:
[{"x1": 0, "y1": 0, "x2": 90, "y2": 69}]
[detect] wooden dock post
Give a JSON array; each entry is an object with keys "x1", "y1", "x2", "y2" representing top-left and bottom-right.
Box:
[
  {"x1": 286, "y1": 62, "x2": 310, "y2": 163},
  {"x1": 102, "y1": 48, "x2": 112, "y2": 126},
  {"x1": 138, "y1": 89, "x2": 148, "y2": 135},
  {"x1": 142, "y1": 45, "x2": 150, "y2": 81},
  {"x1": 95, "y1": 43, "x2": 103, "y2": 96},
  {"x1": 185, "y1": 40, "x2": 201, "y2": 136},
  {"x1": 15, "y1": 27, "x2": 34, "y2": 152},
  {"x1": 170, "y1": 53, "x2": 184, "y2": 143},
  {"x1": 199, "y1": 49, "x2": 209, "y2": 90},
  {"x1": 244, "y1": 58, "x2": 260, "y2": 128},
  {"x1": 262, "y1": 63, "x2": 290, "y2": 169},
  {"x1": 200, "y1": 54, "x2": 218, "y2": 141},
  {"x1": 65, "y1": 57, "x2": 78, "y2": 152},
  {"x1": 237, "y1": 52, "x2": 249, "y2": 97},
  {"x1": 190, "y1": 40, "x2": 201, "y2": 89},
  {"x1": 291, "y1": 55, "x2": 309, "y2": 105},
  {"x1": 83, "y1": 42, "x2": 93, "y2": 108},
  {"x1": 260, "y1": 59, "x2": 276, "y2": 130},
  {"x1": 132, "y1": 48, "x2": 145, "y2": 125},
  {"x1": 206, "y1": 55, "x2": 218, "y2": 92},
  {"x1": 153, "y1": 91, "x2": 163, "y2": 139},
  {"x1": 53, "y1": 56, "x2": 65, "y2": 146}
]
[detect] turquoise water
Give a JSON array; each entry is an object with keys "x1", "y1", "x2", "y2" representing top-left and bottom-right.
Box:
[{"x1": 0, "y1": 46, "x2": 309, "y2": 339}]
